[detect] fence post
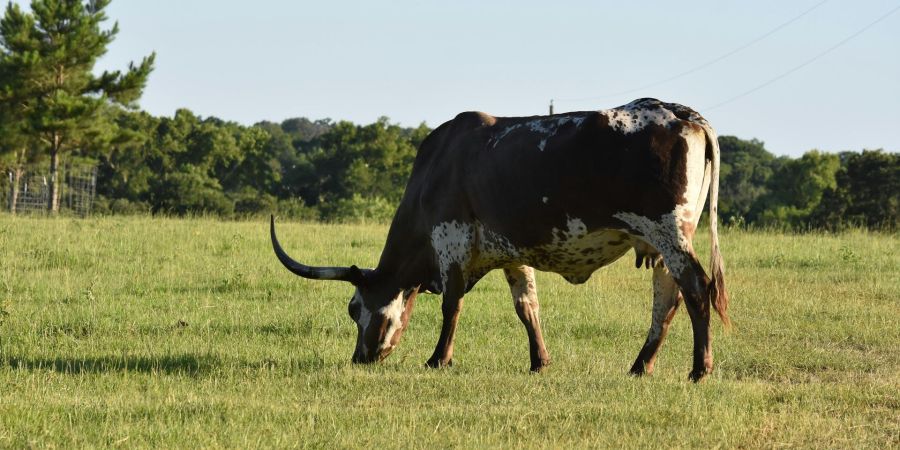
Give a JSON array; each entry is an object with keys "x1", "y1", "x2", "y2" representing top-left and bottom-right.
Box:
[
  {"x1": 8, "y1": 169, "x2": 22, "y2": 214},
  {"x1": 89, "y1": 167, "x2": 97, "y2": 216}
]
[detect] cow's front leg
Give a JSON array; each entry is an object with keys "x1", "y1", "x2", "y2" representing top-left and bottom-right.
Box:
[
  {"x1": 630, "y1": 263, "x2": 682, "y2": 376},
  {"x1": 426, "y1": 265, "x2": 465, "y2": 368},
  {"x1": 504, "y1": 265, "x2": 551, "y2": 372}
]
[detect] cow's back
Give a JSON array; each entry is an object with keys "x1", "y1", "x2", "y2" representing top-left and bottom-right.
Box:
[
  {"x1": 398, "y1": 98, "x2": 713, "y2": 289},
  {"x1": 431, "y1": 100, "x2": 710, "y2": 245}
]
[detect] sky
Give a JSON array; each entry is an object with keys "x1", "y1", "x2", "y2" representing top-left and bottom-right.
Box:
[{"x1": 55, "y1": 0, "x2": 900, "y2": 156}]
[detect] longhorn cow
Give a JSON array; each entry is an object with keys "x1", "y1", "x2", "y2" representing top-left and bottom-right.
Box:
[{"x1": 271, "y1": 98, "x2": 730, "y2": 381}]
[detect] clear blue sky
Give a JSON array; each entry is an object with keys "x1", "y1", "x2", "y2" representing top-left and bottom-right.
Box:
[{"x1": 78, "y1": 0, "x2": 900, "y2": 156}]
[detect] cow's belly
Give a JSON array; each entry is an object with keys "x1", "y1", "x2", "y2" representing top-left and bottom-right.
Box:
[
  {"x1": 474, "y1": 222, "x2": 633, "y2": 284},
  {"x1": 525, "y1": 229, "x2": 633, "y2": 283}
]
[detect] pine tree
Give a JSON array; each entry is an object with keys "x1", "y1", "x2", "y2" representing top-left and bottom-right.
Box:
[{"x1": 0, "y1": 0, "x2": 154, "y2": 212}]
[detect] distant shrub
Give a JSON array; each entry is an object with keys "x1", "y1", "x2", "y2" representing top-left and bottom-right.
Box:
[
  {"x1": 319, "y1": 194, "x2": 396, "y2": 223},
  {"x1": 91, "y1": 196, "x2": 150, "y2": 216},
  {"x1": 110, "y1": 198, "x2": 151, "y2": 215},
  {"x1": 92, "y1": 196, "x2": 111, "y2": 215},
  {"x1": 276, "y1": 198, "x2": 320, "y2": 222},
  {"x1": 232, "y1": 190, "x2": 277, "y2": 217},
  {"x1": 151, "y1": 168, "x2": 234, "y2": 217}
]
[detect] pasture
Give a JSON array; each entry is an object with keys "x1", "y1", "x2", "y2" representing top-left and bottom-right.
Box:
[{"x1": 0, "y1": 215, "x2": 897, "y2": 448}]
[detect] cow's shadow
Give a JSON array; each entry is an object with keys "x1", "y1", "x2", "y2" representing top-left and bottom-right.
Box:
[{"x1": 3, "y1": 353, "x2": 219, "y2": 376}]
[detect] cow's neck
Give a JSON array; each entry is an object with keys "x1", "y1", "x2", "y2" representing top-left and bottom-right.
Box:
[{"x1": 373, "y1": 207, "x2": 435, "y2": 295}]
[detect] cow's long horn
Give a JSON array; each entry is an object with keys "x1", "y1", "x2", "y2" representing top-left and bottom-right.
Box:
[{"x1": 270, "y1": 215, "x2": 365, "y2": 284}]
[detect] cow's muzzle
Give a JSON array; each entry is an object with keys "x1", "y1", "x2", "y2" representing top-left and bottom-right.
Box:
[
  {"x1": 352, "y1": 347, "x2": 394, "y2": 364},
  {"x1": 351, "y1": 348, "x2": 377, "y2": 364}
]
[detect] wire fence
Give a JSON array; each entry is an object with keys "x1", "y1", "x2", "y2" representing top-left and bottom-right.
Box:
[{"x1": 2, "y1": 164, "x2": 97, "y2": 216}]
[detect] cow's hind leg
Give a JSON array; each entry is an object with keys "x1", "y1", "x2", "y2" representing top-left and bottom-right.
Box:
[
  {"x1": 426, "y1": 264, "x2": 466, "y2": 368},
  {"x1": 618, "y1": 212, "x2": 714, "y2": 382},
  {"x1": 630, "y1": 264, "x2": 682, "y2": 376},
  {"x1": 677, "y1": 257, "x2": 714, "y2": 382},
  {"x1": 504, "y1": 265, "x2": 551, "y2": 372},
  {"x1": 657, "y1": 241, "x2": 713, "y2": 382}
]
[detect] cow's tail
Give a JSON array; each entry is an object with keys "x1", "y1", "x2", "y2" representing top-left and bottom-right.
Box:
[{"x1": 703, "y1": 124, "x2": 731, "y2": 329}]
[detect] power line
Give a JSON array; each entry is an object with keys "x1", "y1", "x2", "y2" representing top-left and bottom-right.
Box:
[
  {"x1": 704, "y1": 3, "x2": 900, "y2": 111},
  {"x1": 553, "y1": 0, "x2": 831, "y2": 104}
]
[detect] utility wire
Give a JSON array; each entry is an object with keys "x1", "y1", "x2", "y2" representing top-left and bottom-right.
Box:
[
  {"x1": 553, "y1": 0, "x2": 831, "y2": 103},
  {"x1": 704, "y1": 3, "x2": 900, "y2": 111}
]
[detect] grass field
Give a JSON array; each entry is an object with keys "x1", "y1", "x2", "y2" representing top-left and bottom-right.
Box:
[{"x1": 0, "y1": 215, "x2": 897, "y2": 448}]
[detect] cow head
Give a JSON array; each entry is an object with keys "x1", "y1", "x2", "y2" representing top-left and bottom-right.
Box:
[{"x1": 270, "y1": 216, "x2": 417, "y2": 364}]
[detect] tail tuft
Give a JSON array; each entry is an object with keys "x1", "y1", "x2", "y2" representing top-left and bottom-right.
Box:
[{"x1": 709, "y1": 242, "x2": 731, "y2": 329}]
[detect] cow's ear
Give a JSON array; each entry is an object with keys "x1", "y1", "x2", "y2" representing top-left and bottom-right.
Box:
[{"x1": 348, "y1": 265, "x2": 367, "y2": 286}]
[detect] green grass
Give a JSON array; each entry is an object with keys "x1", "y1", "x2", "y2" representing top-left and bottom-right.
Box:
[{"x1": 0, "y1": 215, "x2": 897, "y2": 448}]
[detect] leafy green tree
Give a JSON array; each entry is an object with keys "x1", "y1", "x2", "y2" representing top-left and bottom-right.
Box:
[
  {"x1": 318, "y1": 193, "x2": 396, "y2": 223},
  {"x1": 717, "y1": 136, "x2": 777, "y2": 224},
  {"x1": 280, "y1": 117, "x2": 332, "y2": 144},
  {"x1": 142, "y1": 109, "x2": 237, "y2": 214},
  {"x1": 302, "y1": 117, "x2": 419, "y2": 206},
  {"x1": 404, "y1": 122, "x2": 432, "y2": 150},
  {"x1": 0, "y1": 95, "x2": 33, "y2": 212},
  {"x1": 811, "y1": 150, "x2": 899, "y2": 230},
  {"x1": 0, "y1": 27, "x2": 39, "y2": 213},
  {"x1": 95, "y1": 107, "x2": 159, "y2": 204},
  {"x1": 251, "y1": 121, "x2": 318, "y2": 204},
  {"x1": 0, "y1": 0, "x2": 154, "y2": 212},
  {"x1": 752, "y1": 150, "x2": 840, "y2": 227},
  {"x1": 150, "y1": 164, "x2": 233, "y2": 216},
  {"x1": 217, "y1": 125, "x2": 279, "y2": 196}
]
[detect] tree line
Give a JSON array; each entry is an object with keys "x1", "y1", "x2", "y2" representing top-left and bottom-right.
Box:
[
  {"x1": 718, "y1": 137, "x2": 897, "y2": 230},
  {"x1": 1, "y1": 0, "x2": 897, "y2": 229},
  {"x1": 91, "y1": 108, "x2": 429, "y2": 222}
]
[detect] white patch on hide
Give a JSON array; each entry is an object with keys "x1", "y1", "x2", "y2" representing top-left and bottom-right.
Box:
[
  {"x1": 431, "y1": 221, "x2": 475, "y2": 289},
  {"x1": 648, "y1": 265, "x2": 679, "y2": 342},
  {"x1": 473, "y1": 216, "x2": 631, "y2": 285},
  {"x1": 613, "y1": 207, "x2": 693, "y2": 277},
  {"x1": 492, "y1": 115, "x2": 586, "y2": 151},
  {"x1": 600, "y1": 99, "x2": 678, "y2": 135},
  {"x1": 680, "y1": 126, "x2": 709, "y2": 219},
  {"x1": 552, "y1": 216, "x2": 588, "y2": 244},
  {"x1": 377, "y1": 291, "x2": 407, "y2": 352},
  {"x1": 506, "y1": 266, "x2": 539, "y2": 309},
  {"x1": 540, "y1": 216, "x2": 631, "y2": 283},
  {"x1": 476, "y1": 223, "x2": 521, "y2": 263}
]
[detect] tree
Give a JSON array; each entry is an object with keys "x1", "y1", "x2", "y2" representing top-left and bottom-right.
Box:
[
  {"x1": 752, "y1": 150, "x2": 840, "y2": 227},
  {"x1": 302, "y1": 117, "x2": 419, "y2": 206},
  {"x1": 810, "y1": 150, "x2": 899, "y2": 230},
  {"x1": 0, "y1": 34, "x2": 38, "y2": 213},
  {"x1": 94, "y1": 107, "x2": 158, "y2": 205},
  {"x1": 280, "y1": 117, "x2": 332, "y2": 144},
  {"x1": 717, "y1": 136, "x2": 777, "y2": 224},
  {"x1": 216, "y1": 125, "x2": 276, "y2": 195},
  {"x1": 0, "y1": 0, "x2": 154, "y2": 212}
]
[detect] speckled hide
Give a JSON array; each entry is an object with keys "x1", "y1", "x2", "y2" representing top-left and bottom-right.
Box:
[{"x1": 271, "y1": 98, "x2": 730, "y2": 381}]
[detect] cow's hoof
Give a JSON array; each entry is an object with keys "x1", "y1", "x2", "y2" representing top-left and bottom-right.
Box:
[
  {"x1": 688, "y1": 368, "x2": 710, "y2": 383},
  {"x1": 425, "y1": 358, "x2": 452, "y2": 369},
  {"x1": 629, "y1": 361, "x2": 655, "y2": 377},
  {"x1": 530, "y1": 359, "x2": 551, "y2": 373},
  {"x1": 629, "y1": 363, "x2": 646, "y2": 376}
]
